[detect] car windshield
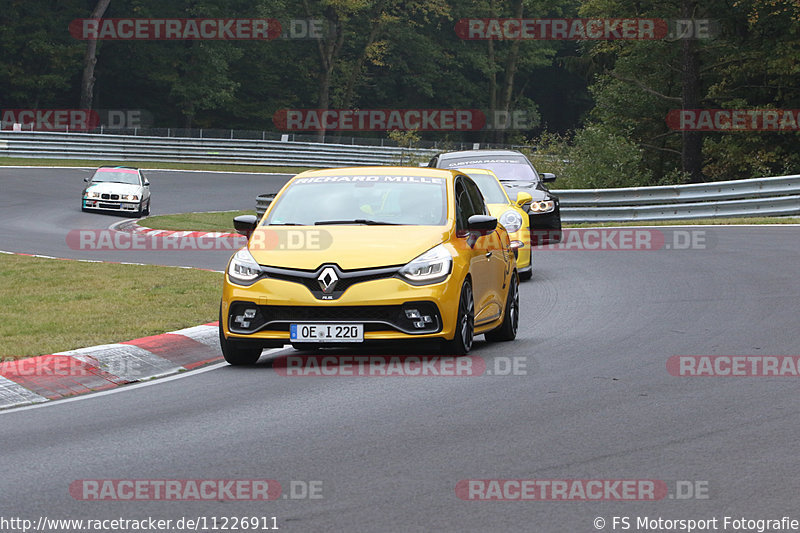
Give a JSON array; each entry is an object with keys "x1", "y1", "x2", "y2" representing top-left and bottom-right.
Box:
[
  {"x1": 441, "y1": 156, "x2": 538, "y2": 182},
  {"x1": 264, "y1": 174, "x2": 448, "y2": 226},
  {"x1": 461, "y1": 172, "x2": 510, "y2": 204},
  {"x1": 91, "y1": 170, "x2": 140, "y2": 185}
]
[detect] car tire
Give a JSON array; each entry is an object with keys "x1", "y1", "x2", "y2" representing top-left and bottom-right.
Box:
[
  {"x1": 219, "y1": 307, "x2": 263, "y2": 365},
  {"x1": 485, "y1": 273, "x2": 519, "y2": 342},
  {"x1": 143, "y1": 200, "x2": 150, "y2": 216},
  {"x1": 518, "y1": 269, "x2": 532, "y2": 281},
  {"x1": 443, "y1": 280, "x2": 474, "y2": 355}
]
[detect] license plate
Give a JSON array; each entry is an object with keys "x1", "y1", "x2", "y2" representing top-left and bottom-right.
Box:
[{"x1": 290, "y1": 323, "x2": 364, "y2": 343}]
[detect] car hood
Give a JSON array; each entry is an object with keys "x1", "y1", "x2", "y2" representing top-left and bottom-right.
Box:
[
  {"x1": 486, "y1": 203, "x2": 524, "y2": 218},
  {"x1": 500, "y1": 181, "x2": 550, "y2": 201},
  {"x1": 84, "y1": 182, "x2": 142, "y2": 195},
  {"x1": 248, "y1": 225, "x2": 451, "y2": 270}
]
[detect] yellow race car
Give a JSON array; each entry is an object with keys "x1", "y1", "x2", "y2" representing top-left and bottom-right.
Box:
[
  {"x1": 219, "y1": 167, "x2": 520, "y2": 364},
  {"x1": 457, "y1": 168, "x2": 533, "y2": 280}
]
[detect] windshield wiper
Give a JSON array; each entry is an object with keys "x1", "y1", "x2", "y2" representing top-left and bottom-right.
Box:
[
  {"x1": 314, "y1": 219, "x2": 400, "y2": 226},
  {"x1": 267, "y1": 222, "x2": 305, "y2": 226}
]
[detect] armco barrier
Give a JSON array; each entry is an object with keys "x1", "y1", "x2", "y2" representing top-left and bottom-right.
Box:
[
  {"x1": 2, "y1": 130, "x2": 798, "y2": 223},
  {"x1": 0, "y1": 131, "x2": 436, "y2": 167},
  {"x1": 552, "y1": 175, "x2": 800, "y2": 223},
  {"x1": 255, "y1": 175, "x2": 800, "y2": 222}
]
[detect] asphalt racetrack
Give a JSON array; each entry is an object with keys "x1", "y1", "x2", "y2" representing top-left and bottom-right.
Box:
[{"x1": 2, "y1": 166, "x2": 800, "y2": 532}]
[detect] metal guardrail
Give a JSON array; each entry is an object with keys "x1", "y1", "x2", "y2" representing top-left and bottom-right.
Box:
[
  {"x1": 2, "y1": 130, "x2": 798, "y2": 222},
  {"x1": 254, "y1": 175, "x2": 800, "y2": 222},
  {"x1": 552, "y1": 175, "x2": 800, "y2": 222},
  {"x1": 0, "y1": 131, "x2": 437, "y2": 167},
  {"x1": 256, "y1": 194, "x2": 276, "y2": 218}
]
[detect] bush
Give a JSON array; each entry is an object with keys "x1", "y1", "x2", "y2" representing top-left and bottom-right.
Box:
[{"x1": 530, "y1": 125, "x2": 652, "y2": 189}]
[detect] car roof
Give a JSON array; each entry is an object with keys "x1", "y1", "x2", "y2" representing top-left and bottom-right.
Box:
[
  {"x1": 456, "y1": 167, "x2": 499, "y2": 176},
  {"x1": 293, "y1": 166, "x2": 461, "y2": 180},
  {"x1": 436, "y1": 149, "x2": 526, "y2": 159},
  {"x1": 96, "y1": 166, "x2": 139, "y2": 172}
]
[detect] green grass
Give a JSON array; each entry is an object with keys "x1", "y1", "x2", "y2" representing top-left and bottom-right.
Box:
[
  {"x1": 143, "y1": 210, "x2": 254, "y2": 232},
  {"x1": 565, "y1": 216, "x2": 800, "y2": 228},
  {"x1": 0, "y1": 254, "x2": 222, "y2": 360},
  {"x1": 0, "y1": 156, "x2": 310, "y2": 174}
]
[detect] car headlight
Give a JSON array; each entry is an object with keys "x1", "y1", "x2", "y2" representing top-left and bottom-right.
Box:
[
  {"x1": 498, "y1": 210, "x2": 523, "y2": 233},
  {"x1": 120, "y1": 194, "x2": 139, "y2": 200},
  {"x1": 86, "y1": 191, "x2": 100, "y2": 198},
  {"x1": 398, "y1": 244, "x2": 452, "y2": 285},
  {"x1": 529, "y1": 200, "x2": 555, "y2": 214},
  {"x1": 227, "y1": 248, "x2": 263, "y2": 284}
]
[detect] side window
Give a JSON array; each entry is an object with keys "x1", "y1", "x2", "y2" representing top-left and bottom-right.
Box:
[
  {"x1": 454, "y1": 178, "x2": 474, "y2": 232},
  {"x1": 463, "y1": 177, "x2": 488, "y2": 216}
]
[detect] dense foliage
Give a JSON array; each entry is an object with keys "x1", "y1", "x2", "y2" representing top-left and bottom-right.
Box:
[{"x1": 2, "y1": 0, "x2": 799, "y2": 185}]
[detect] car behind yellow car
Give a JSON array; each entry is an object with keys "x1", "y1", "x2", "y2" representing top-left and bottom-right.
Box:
[
  {"x1": 219, "y1": 167, "x2": 520, "y2": 364},
  {"x1": 457, "y1": 168, "x2": 533, "y2": 280}
]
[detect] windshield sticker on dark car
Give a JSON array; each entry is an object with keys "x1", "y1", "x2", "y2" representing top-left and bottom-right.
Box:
[{"x1": 446, "y1": 159, "x2": 523, "y2": 167}]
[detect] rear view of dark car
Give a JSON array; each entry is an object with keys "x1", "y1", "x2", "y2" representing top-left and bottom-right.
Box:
[{"x1": 429, "y1": 149, "x2": 562, "y2": 245}]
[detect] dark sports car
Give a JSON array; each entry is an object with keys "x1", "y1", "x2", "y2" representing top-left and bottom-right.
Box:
[{"x1": 428, "y1": 149, "x2": 562, "y2": 245}]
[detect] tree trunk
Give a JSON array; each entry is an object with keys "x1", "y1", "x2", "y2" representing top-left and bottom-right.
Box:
[
  {"x1": 306, "y1": 2, "x2": 344, "y2": 142},
  {"x1": 494, "y1": 0, "x2": 523, "y2": 144},
  {"x1": 79, "y1": 0, "x2": 112, "y2": 111},
  {"x1": 681, "y1": 0, "x2": 704, "y2": 182}
]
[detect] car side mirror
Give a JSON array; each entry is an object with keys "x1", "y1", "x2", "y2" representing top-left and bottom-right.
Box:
[
  {"x1": 467, "y1": 215, "x2": 497, "y2": 236},
  {"x1": 541, "y1": 173, "x2": 556, "y2": 183},
  {"x1": 144, "y1": 179, "x2": 150, "y2": 186},
  {"x1": 83, "y1": 177, "x2": 89, "y2": 182},
  {"x1": 233, "y1": 215, "x2": 258, "y2": 237},
  {"x1": 515, "y1": 191, "x2": 533, "y2": 208}
]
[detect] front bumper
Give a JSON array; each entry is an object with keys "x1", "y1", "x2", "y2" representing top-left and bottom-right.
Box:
[
  {"x1": 83, "y1": 197, "x2": 142, "y2": 213},
  {"x1": 221, "y1": 275, "x2": 463, "y2": 345},
  {"x1": 529, "y1": 206, "x2": 562, "y2": 245}
]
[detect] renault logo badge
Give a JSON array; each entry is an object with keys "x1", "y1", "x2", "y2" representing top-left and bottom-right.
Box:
[{"x1": 318, "y1": 267, "x2": 338, "y2": 293}]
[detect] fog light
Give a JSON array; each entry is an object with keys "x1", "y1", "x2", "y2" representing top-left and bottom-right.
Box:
[
  {"x1": 234, "y1": 308, "x2": 258, "y2": 329},
  {"x1": 406, "y1": 308, "x2": 432, "y2": 329}
]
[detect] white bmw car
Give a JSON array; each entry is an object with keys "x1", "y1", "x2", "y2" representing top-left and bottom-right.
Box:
[{"x1": 82, "y1": 166, "x2": 151, "y2": 217}]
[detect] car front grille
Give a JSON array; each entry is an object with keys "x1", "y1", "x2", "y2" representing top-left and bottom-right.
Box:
[{"x1": 260, "y1": 263, "x2": 401, "y2": 300}]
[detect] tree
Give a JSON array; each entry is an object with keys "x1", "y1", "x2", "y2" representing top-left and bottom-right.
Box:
[{"x1": 79, "y1": 0, "x2": 112, "y2": 110}]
